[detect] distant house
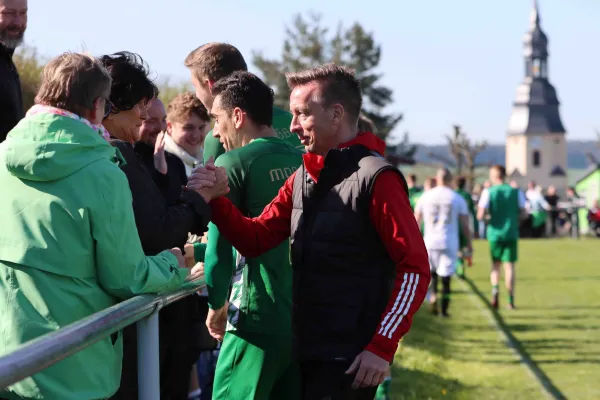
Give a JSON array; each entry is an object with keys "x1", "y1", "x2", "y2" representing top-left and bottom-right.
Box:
[{"x1": 575, "y1": 164, "x2": 600, "y2": 234}]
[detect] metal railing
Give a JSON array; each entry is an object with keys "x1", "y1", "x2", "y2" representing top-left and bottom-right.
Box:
[{"x1": 0, "y1": 276, "x2": 206, "y2": 400}]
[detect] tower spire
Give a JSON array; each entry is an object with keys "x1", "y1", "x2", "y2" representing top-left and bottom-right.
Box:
[{"x1": 530, "y1": 0, "x2": 541, "y2": 29}]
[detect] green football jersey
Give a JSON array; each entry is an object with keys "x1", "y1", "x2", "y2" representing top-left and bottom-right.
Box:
[
  {"x1": 203, "y1": 106, "x2": 303, "y2": 163},
  {"x1": 204, "y1": 136, "x2": 303, "y2": 336},
  {"x1": 456, "y1": 188, "x2": 478, "y2": 245},
  {"x1": 409, "y1": 187, "x2": 423, "y2": 211},
  {"x1": 486, "y1": 184, "x2": 522, "y2": 242}
]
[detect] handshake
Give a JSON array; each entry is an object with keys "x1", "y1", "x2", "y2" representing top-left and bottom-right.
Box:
[{"x1": 186, "y1": 157, "x2": 230, "y2": 203}]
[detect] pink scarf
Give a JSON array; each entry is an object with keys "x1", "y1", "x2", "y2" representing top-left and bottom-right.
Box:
[{"x1": 26, "y1": 104, "x2": 111, "y2": 142}]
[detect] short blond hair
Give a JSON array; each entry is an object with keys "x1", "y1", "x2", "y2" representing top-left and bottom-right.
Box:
[
  {"x1": 35, "y1": 52, "x2": 111, "y2": 116},
  {"x1": 167, "y1": 92, "x2": 210, "y2": 124},
  {"x1": 184, "y1": 43, "x2": 247, "y2": 82},
  {"x1": 357, "y1": 113, "x2": 377, "y2": 133}
]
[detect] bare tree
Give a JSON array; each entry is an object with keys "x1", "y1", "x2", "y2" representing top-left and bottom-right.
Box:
[
  {"x1": 429, "y1": 124, "x2": 488, "y2": 190},
  {"x1": 460, "y1": 134, "x2": 488, "y2": 191},
  {"x1": 446, "y1": 125, "x2": 465, "y2": 175}
]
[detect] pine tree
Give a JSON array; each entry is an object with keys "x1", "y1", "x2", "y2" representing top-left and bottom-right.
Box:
[{"x1": 253, "y1": 12, "x2": 403, "y2": 143}]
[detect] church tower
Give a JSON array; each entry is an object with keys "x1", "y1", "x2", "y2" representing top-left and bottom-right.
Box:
[{"x1": 506, "y1": 1, "x2": 567, "y2": 192}]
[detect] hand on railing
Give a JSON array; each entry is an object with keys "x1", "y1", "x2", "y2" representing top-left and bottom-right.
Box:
[{"x1": 206, "y1": 303, "x2": 228, "y2": 342}]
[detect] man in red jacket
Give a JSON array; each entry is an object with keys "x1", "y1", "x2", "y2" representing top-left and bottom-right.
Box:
[{"x1": 191, "y1": 63, "x2": 430, "y2": 400}]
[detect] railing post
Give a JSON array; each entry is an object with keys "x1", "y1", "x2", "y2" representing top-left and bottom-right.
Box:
[{"x1": 137, "y1": 312, "x2": 160, "y2": 400}]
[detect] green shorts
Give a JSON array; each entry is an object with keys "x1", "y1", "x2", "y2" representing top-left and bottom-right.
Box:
[
  {"x1": 213, "y1": 331, "x2": 300, "y2": 400},
  {"x1": 489, "y1": 240, "x2": 518, "y2": 263}
]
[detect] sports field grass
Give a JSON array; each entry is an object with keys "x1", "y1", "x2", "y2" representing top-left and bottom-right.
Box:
[{"x1": 391, "y1": 239, "x2": 600, "y2": 400}]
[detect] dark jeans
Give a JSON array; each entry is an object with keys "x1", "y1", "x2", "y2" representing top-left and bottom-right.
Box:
[{"x1": 300, "y1": 360, "x2": 377, "y2": 400}]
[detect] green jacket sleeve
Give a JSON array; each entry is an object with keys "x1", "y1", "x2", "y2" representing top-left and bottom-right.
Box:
[
  {"x1": 204, "y1": 154, "x2": 243, "y2": 310},
  {"x1": 92, "y1": 167, "x2": 190, "y2": 300},
  {"x1": 193, "y1": 242, "x2": 207, "y2": 262}
]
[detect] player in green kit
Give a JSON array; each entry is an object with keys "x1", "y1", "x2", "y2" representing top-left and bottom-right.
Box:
[
  {"x1": 477, "y1": 165, "x2": 526, "y2": 310},
  {"x1": 198, "y1": 71, "x2": 302, "y2": 399},
  {"x1": 455, "y1": 176, "x2": 477, "y2": 278},
  {"x1": 183, "y1": 42, "x2": 303, "y2": 165},
  {"x1": 407, "y1": 174, "x2": 423, "y2": 211}
]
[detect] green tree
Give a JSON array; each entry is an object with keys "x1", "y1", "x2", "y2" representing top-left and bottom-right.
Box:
[
  {"x1": 253, "y1": 12, "x2": 402, "y2": 142},
  {"x1": 157, "y1": 78, "x2": 193, "y2": 106}
]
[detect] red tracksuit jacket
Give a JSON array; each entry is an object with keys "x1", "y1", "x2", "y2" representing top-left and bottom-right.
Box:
[{"x1": 208, "y1": 132, "x2": 430, "y2": 362}]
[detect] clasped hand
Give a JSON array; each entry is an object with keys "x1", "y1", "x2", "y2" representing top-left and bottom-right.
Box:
[{"x1": 187, "y1": 157, "x2": 230, "y2": 202}]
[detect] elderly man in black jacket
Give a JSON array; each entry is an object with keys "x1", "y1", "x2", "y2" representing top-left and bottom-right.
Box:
[{"x1": 0, "y1": 0, "x2": 26, "y2": 142}]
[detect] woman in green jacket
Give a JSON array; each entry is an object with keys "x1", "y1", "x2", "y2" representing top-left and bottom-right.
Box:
[{"x1": 0, "y1": 53, "x2": 194, "y2": 400}]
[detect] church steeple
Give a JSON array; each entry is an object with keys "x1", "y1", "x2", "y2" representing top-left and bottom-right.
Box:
[
  {"x1": 507, "y1": 0, "x2": 565, "y2": 136},
  {"x1": 523, "y1": 0, "x2": 549, "y2": 79},
  {"x1": 505, "y1": 1, "x2": 568, "y2": 194}
]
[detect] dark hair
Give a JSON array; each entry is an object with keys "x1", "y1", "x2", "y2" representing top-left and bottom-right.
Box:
[
  {"x1": 456, "y1": 176, "x2": 467, "y2": 190},
  {"x1": 99, "y1": 52, "x2": 158, "y2": 113},
  {"x1": 491, "y1": 164, "x2": 506, "y2": 180},
  {"x1": 408, "y1": 174, "x2": 417, "y2": 183},
  {"x1": 211, "y1": 71, "x2": 274, "y2": 126},
  {"x1": 286, "y1": 63, "x2": 362, "y2": 124},
  {"x1": 184, "y1": 43, "x2": 248, "y2": 82}
]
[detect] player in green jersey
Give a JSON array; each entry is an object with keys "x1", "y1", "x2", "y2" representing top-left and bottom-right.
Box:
[
  {"x1": 184, "y1": 42, "x2": 303, "y2": 164},
  {"x1": 455, "y1": 176, "x2": 478, "y2": 279},
  {"x1": 202, "y1": 71, "x2": 303, "y2": 399},
  {"x1": 407, "y1": 173, "x2": 423, "y2": 211},
  {"x1": 477, "y1": 165, "x2": 526, "y2": 310}
]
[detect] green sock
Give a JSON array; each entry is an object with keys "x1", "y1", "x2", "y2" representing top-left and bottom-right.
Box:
[
  {"x1": 508, "y1": 293, "x2": 514, "y2": 305},
  {"x1": 456, "y1": 259, "x2": 464, "y2": 275}
]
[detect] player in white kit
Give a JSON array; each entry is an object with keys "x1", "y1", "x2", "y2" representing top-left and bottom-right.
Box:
[{"x1": 415, "y1": 168, "x2": 472, "y2": 317}]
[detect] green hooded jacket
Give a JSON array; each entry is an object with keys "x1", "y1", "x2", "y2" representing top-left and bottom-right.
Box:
[{"x1": 0, "y1": 113, "x2": 190, "y2": 400}]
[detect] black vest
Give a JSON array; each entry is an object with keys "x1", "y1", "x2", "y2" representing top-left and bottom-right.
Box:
[{"x1": 290, "y1": 144, "x2": 408, "y2": 361}]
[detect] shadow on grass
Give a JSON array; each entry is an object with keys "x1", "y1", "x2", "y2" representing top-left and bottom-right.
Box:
[
  {"x1": 399, "y1": 306, "x2": 448, "y2": 359},
  {"x1": 463, "y1": 277, "x2": 568, "y2": 400},
  {"x1": 391, "y1": 364, "x2": 463, "y2": 400}
]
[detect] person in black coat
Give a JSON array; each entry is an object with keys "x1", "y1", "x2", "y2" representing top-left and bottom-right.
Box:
[
  {"x1": 101, "y1": 52, "x2": 214, "y2": 400},
  {"x1": 0, "y1": 0, "x2": 27, "y2": 142}
]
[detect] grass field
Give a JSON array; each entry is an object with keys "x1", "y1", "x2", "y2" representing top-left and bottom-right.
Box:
[{"x1": 391, "y1": 239, "x2": 600, "y2": 400}]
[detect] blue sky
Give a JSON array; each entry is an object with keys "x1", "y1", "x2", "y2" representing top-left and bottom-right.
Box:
[{"x1": 26, "y1": 0, "x2": 600, "y2": 144}]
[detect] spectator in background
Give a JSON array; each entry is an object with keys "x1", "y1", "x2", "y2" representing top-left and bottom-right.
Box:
[
  {"x1": 138, "y1": 95, "x2": 167, "y2": 144},
  {"x1": 565, "y1": 187, "x2": 581, "y2": 238},
  {"x1": 545, "y1": 185, "x2": 560, "y2": 236},
  {"x1": 525, "y1": 181, "x2": 550, "y2": 238},
  {"x1": 587, "y1": 199, "x2": 600, "y2": 237},
  {"x1": 164, "y1": 92, "x2": 210, "y2": 175},
  {"x1": 455, "y1": 176, "x2": 477, "y2": 278},
  {"x1": 101, "y1": 52, "x2": 220, "y2": 400},
  {"x1": 0, "y1": 52, "x2": 193, "y2": 400},
  {"x1": 407, "y1": 173, "x2": 423, "y2": 210},
  {"x1": 424, "y1": 176, "x2": 436, "y2": 191},
  {"x1": 0, "y1": 0, "x2": 26, "y2": 142}
]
